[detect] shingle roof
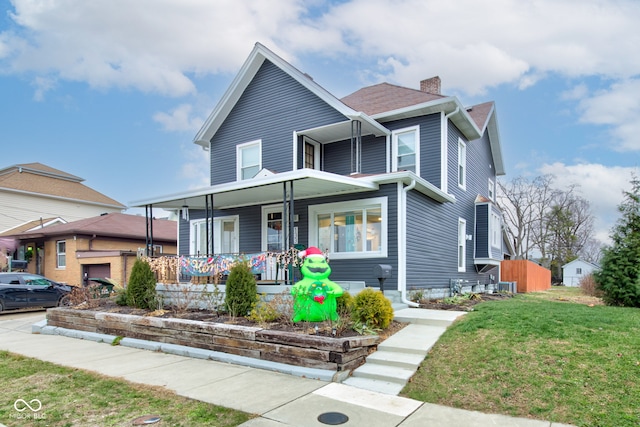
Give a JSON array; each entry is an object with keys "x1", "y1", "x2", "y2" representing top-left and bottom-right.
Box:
[
  {"x1": 466, "y1": 101, "x2": 495, "y2": 132},
  {"x1": 0, "y1": 163, "x2": 125, "y2": 208},
  {"x1": 341, "y1": 82, "x2": 446, "y2": 116},
  {"x1": 9, "y1": 213, "x2": 176, "y2": 242},
  {"x1": 0, "y1": 218, "x2": 61, "y2": 236}
]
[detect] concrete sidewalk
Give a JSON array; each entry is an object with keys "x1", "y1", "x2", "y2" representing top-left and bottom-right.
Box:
[{"x1": 0, "y1": 311, "x2": 575, "y2": 427}]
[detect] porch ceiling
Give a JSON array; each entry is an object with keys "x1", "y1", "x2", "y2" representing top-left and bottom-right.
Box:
[{"x1": 130, "y1": 169, "x2": 378, "y2": 210}]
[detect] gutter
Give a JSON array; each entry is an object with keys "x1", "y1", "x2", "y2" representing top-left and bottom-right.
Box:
[{"x1": 400, "y1": 180, "x2": 420, "y2": 308}]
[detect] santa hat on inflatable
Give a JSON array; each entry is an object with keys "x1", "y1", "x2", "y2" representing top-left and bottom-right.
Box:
[{"x1": 298, "y1": 246, "x2": 325, "y2": 260}]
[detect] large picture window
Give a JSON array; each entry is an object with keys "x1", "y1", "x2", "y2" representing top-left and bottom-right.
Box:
[
  {"x1": 392, "y1": 126, "x2": 420, "y2": 175},
  {"x1": 236, "y1": 140, "x2": 261, "y2": 180},
  {"x1": 309, "y1": 197, "x2": 387, "y2": 259}
]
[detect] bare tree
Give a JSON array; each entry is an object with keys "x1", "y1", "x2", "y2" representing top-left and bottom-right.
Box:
[{"x1": 498, "y1": 174, "x2": 595, "y2": 271}]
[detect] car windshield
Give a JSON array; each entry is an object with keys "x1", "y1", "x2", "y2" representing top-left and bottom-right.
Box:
[{"x1": 23, "y1": 275, "x2": 52, "y2": 286}]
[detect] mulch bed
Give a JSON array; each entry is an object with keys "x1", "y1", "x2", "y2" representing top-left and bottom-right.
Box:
[{"x1": 416, "y1": 293, "x2": 514, "y2": 311}]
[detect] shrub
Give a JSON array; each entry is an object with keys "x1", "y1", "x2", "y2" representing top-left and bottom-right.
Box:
[
  {"x1": 336, "y1": 291, "x2": 354, "y2": 316},
  {"x1": 579, "y1": 273, "x2": 603, "y2": 297},
  {"x1": 248, "y1": 295, "x2": 282, "y2": 325},
  {"x1": 126, "y1": 258, "x2": 157, "y2": 309},
  {"x1": 224, "y1": 260, "x2": 257, "y2": 317},
  {"x1": 351, "y1": 288, "x2": 394, "y2": 330}
]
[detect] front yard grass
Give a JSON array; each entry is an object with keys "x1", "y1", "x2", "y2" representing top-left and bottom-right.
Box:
[
  {"x1": 401, "y1": 287, "x2": 640, "y2": 427},
  {"x1": 0, "y1": 351, "x2": 252, "y2": 426}
]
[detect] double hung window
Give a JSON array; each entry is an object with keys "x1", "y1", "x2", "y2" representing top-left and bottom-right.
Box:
[
  {"x1": 190, "y1": 216, "x2": 238, "y2": 255},
  {"x1": 392, "y1": 126, "x2": 419, "y2": 175},
  {"x1": 237, "y1": 140, "x2": 261, "y2": 180},
  {"x1": 56, "y1": 240, "x2": 66, "y2": 269}
]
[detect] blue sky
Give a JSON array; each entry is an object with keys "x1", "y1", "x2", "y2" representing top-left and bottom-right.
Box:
[{"x1": 1, "y1": 0, "x2": 639, "y2": 244}]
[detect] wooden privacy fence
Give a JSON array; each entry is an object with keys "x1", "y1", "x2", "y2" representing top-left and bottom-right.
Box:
[{"x1": 501, "y1": 260, "x2": 551, "y2": 293}]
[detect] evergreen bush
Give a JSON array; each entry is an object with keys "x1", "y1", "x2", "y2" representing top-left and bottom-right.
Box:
[
  {"x1": 336, "y1": 291, "x2": 354, "y2": 316},
  {"x1": 126, "y1": 258, "x2": 157, "y2": 309},
  {"x1": 351, "y1": 288, "x2": 394, "y2": 330},
  {"x1": 594, "y1": 176, "x2": 640, "y2": 307},
  {"x1": 224, "y1": 260, "x2": 257, "y2": 317}
]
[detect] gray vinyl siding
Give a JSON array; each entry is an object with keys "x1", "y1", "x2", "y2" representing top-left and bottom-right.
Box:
[
  {"x1": 210, "y1": 60, "x2": 346, "y2": 185},
  {"x1": 385, "y1": 114, "x2": 441, "y2": 187},
  {"x1": 322, "y1": 135, "x2": 387, "y2": 175},
  {"x1": 404, "y1": 122, "x2": 501, "y2": 289}
]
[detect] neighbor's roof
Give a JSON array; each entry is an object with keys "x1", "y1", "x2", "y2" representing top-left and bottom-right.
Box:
[
  {"x1": 0, "y1": 163, "x2": 125, "y2": 208},
  {"x1": 0, "y1": 217, "x2": 65, "y2": 236},
  {"x1": 7, "y1": 213, "x2": 176, "y2": 242}
]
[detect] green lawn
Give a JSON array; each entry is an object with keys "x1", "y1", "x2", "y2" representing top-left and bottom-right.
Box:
[
  {"x1": 401, "y1": 288, "x2": 640, "y2": 427},
  {"x1": 0, "y1": 351, "x2": 253, "y2": 427}
]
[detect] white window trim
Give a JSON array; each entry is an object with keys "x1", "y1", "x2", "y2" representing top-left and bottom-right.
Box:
[
  {"x1": 56, "y1": 240, "x2": 66, "y2": 269},
  {"x1": 458, "y1": 138, "x2": 466, "y2": 190},
  {"x1": 261, "y1": 205, "x2": 284, "y2": 251},
  {"x1": 236, "y1": 139, "x2": 262, "y2": 181},
  {"x1": 189, "y1": 215, "x2": 239, "y2": 255},
  {"x1": 458, "y1": 218, "x2": 466, "y2": 272},
  {"x1": 308, "y1": 197, "x2": 388, "y2": 260},
  {"x1": 303, "y1": 137, "x2": 320, "y2": 170},
  {"x1": 488, "y1": 178, "x2": 495, "y2": 201},
  {"x1": 490, "y1": 211, "x2": 501, "y2": 249},
  {"x1": 392, "y1": 126, "x2": 420, "y2": 176}
]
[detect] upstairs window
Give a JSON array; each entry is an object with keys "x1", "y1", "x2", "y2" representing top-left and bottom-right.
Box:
[
  {"x1": 56, "y1": 240, "x2": 66, "y2": 269},
  {"x1": 488, "y1": 178, "x2": 495, "y2": 201},
  {"x1": 576, "y1": 267, "x2": 582, "y2": 275},
  {"x1": 237, "y1": 140, "x2": 261, "y2": 180},
  {"x1": 458, "y1": 139, "x2": 466, "y2": 189},
  {"x1": 392, "y1": 126, "x2": 420, "y2": 175}
]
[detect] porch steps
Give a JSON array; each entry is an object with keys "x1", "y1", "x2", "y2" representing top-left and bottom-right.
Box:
[{"x1": 342, "y1": 308, "x2": 467, "y2": 395}]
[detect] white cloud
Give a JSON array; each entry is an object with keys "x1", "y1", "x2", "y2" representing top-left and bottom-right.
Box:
[
  {"x1": 2, "y1": 0, "x2": 305, "y2": 97},
  {"x1": 575, "y1": 79, "x2": 640, "y2": 151},
  {"x1": 179, "y1": 143, "x2": 210, "y2": 190},
  {"x1": 538, "y1": 162, "x2": 638, "y2": 244},
  {"x1": 3, "y1": 0, "x2": 640, "y2": 98},
  {"x1": 153, "y1": 104, "x2": 204, "y2": 133}
]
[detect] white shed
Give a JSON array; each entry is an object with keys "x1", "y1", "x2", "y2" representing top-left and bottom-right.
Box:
[{"x1": 562, "y1": 259, "x2": 600, "y2": 287}]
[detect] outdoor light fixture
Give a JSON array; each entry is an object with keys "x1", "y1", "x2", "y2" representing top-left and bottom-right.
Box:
[{"x1": 181, "y1": 205, "x2": 189, "y2": 221}]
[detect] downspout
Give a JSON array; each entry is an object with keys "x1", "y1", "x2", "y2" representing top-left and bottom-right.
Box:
[{"x1": 400, "y1": 179, "x2": 419, "y2": 307}]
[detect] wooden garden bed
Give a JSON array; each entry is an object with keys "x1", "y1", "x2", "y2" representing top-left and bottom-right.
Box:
[{"x1": 46, "y1": 308, "x2": 380, "y2": 372}]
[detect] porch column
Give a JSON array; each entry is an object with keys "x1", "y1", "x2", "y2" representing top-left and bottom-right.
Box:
[{"x1": 145, "y1": 204, "x2": 154, "y2": 256}]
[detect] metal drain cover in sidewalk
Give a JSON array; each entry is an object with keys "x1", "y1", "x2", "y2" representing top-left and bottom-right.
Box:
[{"x1": 318, "y1": 411, "x2": 349, "y2": 425}]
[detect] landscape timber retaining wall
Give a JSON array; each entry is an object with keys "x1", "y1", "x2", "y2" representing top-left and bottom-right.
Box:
[{"x1": 46, "y1": 308, "x2": 379, "y2": 372}]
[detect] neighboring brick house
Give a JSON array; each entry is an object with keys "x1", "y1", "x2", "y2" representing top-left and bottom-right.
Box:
[
  {"x1": 4, "y1": 213, "x2": 177, "y2": 286},
  {"x1": 133, "y1": 43, "x2": 507, "y2": 302},
  {"x1": 0, "y1": 162, "x2": 126, "y2": 272}
]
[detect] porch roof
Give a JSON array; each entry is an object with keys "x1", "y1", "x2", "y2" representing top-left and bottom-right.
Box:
[{"x1": 130, "y1": 169, "x2": 379, "y2": 210}]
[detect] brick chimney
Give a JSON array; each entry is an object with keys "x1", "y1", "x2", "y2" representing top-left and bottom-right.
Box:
[{"x1": 420, "y1": 76, "x2": 441, "y2": 94}]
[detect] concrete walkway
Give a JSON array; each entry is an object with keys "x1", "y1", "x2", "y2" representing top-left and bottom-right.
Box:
[{"x1": 0, "y1": 311, "x2": 575, "y2": 427}]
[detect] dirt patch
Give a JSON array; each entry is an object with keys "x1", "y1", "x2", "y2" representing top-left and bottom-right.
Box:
[{"x1": 415, "y1": 293, "x2": 514, "y2": 311}]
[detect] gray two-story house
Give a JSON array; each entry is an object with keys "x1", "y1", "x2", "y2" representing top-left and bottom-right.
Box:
[{"x1": 133, "y1": 43, "x2": 506, "y2": 303}]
